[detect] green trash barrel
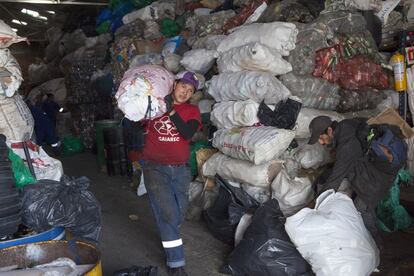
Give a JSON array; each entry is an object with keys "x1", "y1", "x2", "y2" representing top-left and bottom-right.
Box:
[{"x1": 94, "y1": 120, "x2": 119, "y2": 171}]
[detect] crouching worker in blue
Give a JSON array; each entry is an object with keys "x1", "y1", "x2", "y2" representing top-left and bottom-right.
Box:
[
  {"x1": 140, "y1": 71, "x2": 201, "y2": 276},
  {"x1": 309, "y1": 116, "x2": 407, "y2": 249}
]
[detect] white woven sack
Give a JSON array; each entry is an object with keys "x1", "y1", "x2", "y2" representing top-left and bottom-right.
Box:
[
  {"x1": 207, "y1": 71, "x2": 290, "y2": 104},
  {"x1": 8, "y1": 143, "x2": 63, "y2": 181},
  {"x1": 0, "y1": 19, "x2": 27, "y2": 48},
  {"x1": 180, "y1": 49, "x2": 219, "y2": 74},
  {"x1": 212, "y1": 126, "x2": 295, "y2": 165},
  {"x1": 271, "y1": 168, "x2": 313, "y2": 216},
  {"x1": 217, "y1": 22, "x2": 298, "y2": 55},
  {"x1": 210, "y1": 100, "x2": 259, "y2": 129},
  {"x1": 0, "y1": 48, "x2": 23, "y2": 97},
  {"x1": 406, "y1": 129, "x2": 414, "y2": 178},
  {"x1": 217, "y1": 42, "x2": 292, "y2": 75},
  {"x1": 285, "y1": 190, "x2": 380, "y2": 276},
  {"x1": 0, "y1": 94, "x2": 34, "y2": 141},
  {"x1": 202, "y1": 152, "x2": 282, "y2": 187},
  {"x1": 295, "y1": 108, "x2": 345, "y2": 139}
]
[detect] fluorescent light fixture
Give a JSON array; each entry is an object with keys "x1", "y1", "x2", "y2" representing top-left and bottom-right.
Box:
[
  {"x1": 21, "y1": 8, "x2": 40, "y2": 18},
  {"x1": 11, "y1": 28, "x2": 18, "y2": 32},
  {"x1": 38, "y1": 15, "x2": 48, "y2": 21},
  {"x1": 46, "y1": 10, "x2": 55, "y2": 15},
  {"x1": 12, "y1": 19, "x2": 27, "y2": 25}
]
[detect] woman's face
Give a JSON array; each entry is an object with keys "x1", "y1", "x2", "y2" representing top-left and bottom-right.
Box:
[{"x1": 172, "y1": 81, "x2": 195, "y2": 104}]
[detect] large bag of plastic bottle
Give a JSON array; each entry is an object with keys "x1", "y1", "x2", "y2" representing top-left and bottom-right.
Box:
[
  {"x1": 202, "y1": 152, "x2": 283, "y2": 187},
  {"x1": 207, "y1": 71, "x2": 291, "y2": 104},
  {"x1": 217, "y1": 22, "x2": 298, "y2": 56},
  {"x1": 213, "y1": 126, "x2": 295, "y2": 165},
  {"x1": 210, "y1": 100, "x2": 260, "y2": 129},
  {"x1": 280, "y1": 73, "x2": 340, "y2": 110},
  {"x1": 217, "y1": 42, "x2": 292, "y2": 75}
]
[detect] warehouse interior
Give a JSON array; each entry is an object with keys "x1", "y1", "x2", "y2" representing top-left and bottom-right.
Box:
[{"x1": 0, "y1": 0, "x2": 414, "y2": 275}]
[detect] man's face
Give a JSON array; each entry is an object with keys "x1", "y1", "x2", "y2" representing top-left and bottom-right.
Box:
[
  {"x1": 172, "y1": 81, "x2": 195, "y2": 104},
  {"x1": 318, "y1": 127, "x2": 334, "y2": 145}
]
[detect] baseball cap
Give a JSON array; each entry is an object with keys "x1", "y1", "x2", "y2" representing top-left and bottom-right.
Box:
[
  {"x1": 176, "y1": 71, "x2": 199, "y2": 90},
  {"x1": 308, "y1": 116, "x2": 333, "y2": 144}
]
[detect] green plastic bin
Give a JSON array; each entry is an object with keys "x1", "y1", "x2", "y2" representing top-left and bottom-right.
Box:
[{"x1": 94, "y1": 120, "x2": 119, "y2": 171}]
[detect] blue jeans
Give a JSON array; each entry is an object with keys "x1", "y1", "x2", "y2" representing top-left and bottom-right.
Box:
[{"x1": 143, "y1": 161, "x2": 191, "y2": 268}]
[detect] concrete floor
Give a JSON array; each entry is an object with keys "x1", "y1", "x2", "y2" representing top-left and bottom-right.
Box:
[{"x1": 60, "y1": 152, "x2": 414, "y2": 276}]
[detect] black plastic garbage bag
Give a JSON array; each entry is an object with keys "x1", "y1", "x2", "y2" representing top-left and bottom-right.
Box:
[
  {"x1": 204, "y1": 175, "x2": 259, "y2": 246},
  {"x1": 221, "y1": 199, "x2": 311, "y2": 276},
  {"x1": 22, "y1": 176, "x2": 101, "y2": 241},
  {"x1": 258, "y1": 98, "x2": 302, "y2": 130},
  {"x1": 113, "y1": 265, "x2": 158, "y2": 276}
]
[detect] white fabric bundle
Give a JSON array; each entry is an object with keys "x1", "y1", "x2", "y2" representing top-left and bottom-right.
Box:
[
  {"x1": 295, "y1": 108, "x2": 345, "y2": 139},
  {"x1": 213, "y1": 126, "x2": 295, "y2": 165},
  {"x1": 202, "y1": 152, "x2": 282, "y2": 187},
  {"x1": 271, "y1": 168, "x2": 313, "y2": 216},
  {"x1": 0, "y1": 48, "x2": 23, "y2": 97},
  {"x1": 180, "y1": 49, "x2": 219, "y2": 74},
  {"x1": 115, "y1": 65, "x2": 175, "y2": 121},
  {"x1": 0, "y1": 94, "x2": 34, "y2": 141},
  {"x1": 217, "y1": 42, "x2": 292, "y2": 75},
  {"x1": 285, "y1": 190, "x2": 380, "y2": 276},
  {"x1": 210, "y1": 100, "x2": 260, "y2": 129},
  {"x1": 207, "y1": 71, "x2": 291, "y2": 104},
  {"x1": 217, "y1": 22, "x2": 298, "y2": 55}
]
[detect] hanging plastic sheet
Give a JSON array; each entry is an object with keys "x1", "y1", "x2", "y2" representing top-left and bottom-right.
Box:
[
  {"x1": 204, "y1": 175, "x2": 259, "y2": 245},
  {"x1": 221, "y1": 199, "x2": 311, "y2": 275}
]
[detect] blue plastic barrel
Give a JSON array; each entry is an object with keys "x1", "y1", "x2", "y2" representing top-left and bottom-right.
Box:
[{"x1": 0, "y1": 227, "x2": 65, "y2": 249}]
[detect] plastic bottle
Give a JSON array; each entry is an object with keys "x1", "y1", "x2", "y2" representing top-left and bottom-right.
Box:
[{"x1": 390, "y1": 52, "x2": 407, "y2": 92}]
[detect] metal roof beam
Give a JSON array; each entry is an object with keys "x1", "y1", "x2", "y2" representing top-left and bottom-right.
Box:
[{"x1": 0, "y1": 0, "x2": 107, "y2": 5}]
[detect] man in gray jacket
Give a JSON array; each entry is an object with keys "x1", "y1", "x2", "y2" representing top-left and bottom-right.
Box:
[{"x1": 308, "y1": 116, "x2": 405, "y2": 247}]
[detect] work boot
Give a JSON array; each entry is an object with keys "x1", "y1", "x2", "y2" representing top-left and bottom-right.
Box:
[{"x1": 168, "y1": 266, "x2": 188, "y2": 276}]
